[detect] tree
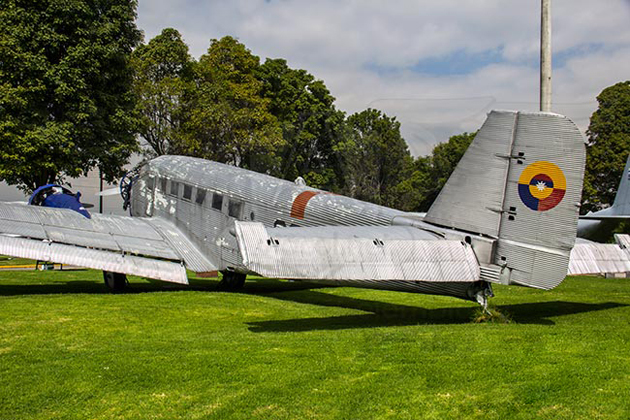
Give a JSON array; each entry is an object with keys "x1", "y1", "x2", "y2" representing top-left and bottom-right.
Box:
[
  {"x1": 415, "y1": 131, "x2": 476, "y2": 211},
  {"x1": 336, "y1": 109, "x2": 412, "y2": 206},
  {"x1": 131, "y1": 28, "x2": 194, "y2": 157},
  {"x1": 582, "y1": 81, "x2": 630, "y2": 213},
  {"x1": 0, "y1": 0, "x2": 142, "y2": 192},
  {"x1": 183, "y1": 37, "x2": 283, "y2": 174},
  {"x1": 256, "y1": 59, "x2": 345, "y2": 190}
]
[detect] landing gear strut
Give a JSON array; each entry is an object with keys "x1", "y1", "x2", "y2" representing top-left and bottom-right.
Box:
[
  {"x1": 218, "y1": 271, "x2": 246, "y2": 290},
  {"x1": 103, "y1": 271, "x2": 127, "y2": 292}
]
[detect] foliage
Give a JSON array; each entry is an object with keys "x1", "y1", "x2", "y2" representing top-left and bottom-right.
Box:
[
  {"x1": 0, "y1": 0, "x2": 142, "y2": 192},
  {"x1": 413, "y1": 132, "x2": 476, "y2": 211},
  {"x1": 130, "y1": 28, "x2": 194, "y2": 157},
  {"x1": 182, "y1": 37, "x2": 284, "y2": 174},
  {"x1": 336, "y1": 109, "x2": 413, "y2": 206},
  {"x1": 582, "y1": 81, "x2": 630, "y2": 213},
  {"x1": 256, "y1": 59, "x2": 345, "y2": 190},
  {"x1": 1, "y1": 270, "x2": 630, "y2": 419}
]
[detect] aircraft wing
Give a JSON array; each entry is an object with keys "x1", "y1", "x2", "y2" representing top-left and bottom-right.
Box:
[
  {"x1": 234, "y1": 221, "x2": 480, "y2": 282},
  {"x1": 0, "y1": 202, "x2": 216, "y2": 284},
  {"x1": 568, "y1": 235, "x2": 630, "y2": 275}
]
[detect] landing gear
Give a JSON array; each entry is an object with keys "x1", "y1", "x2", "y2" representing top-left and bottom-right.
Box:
[
  {"x1": 103, "y1": 271, "x2": 127, "y2": 292},
  {"x1": 218, "y1": 271, "x2": 246, "y2": 290}
]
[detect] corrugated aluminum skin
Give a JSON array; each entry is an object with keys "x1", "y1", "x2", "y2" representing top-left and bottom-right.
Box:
[
  {"x1": 494, "y1": 112, "x2": 585, "y2": 289},
  {"x1": 424, "y1": 111, "x2": 515, "y2": 236},
  {"x1": 234, "y1": 221, "x2": 480, "y2": 282},
  {"x1": 0, "y1": 201, "x2": 215, "y2": 275},
  {"x1": 0, "y1": 235, "x2": 188, "y2": 284},
  {"x1": 568, "y1": 235, "x2": 630, "y2": 275},
  {"x1": 146, "y1": 156, "x2": 403, "y2": 229}
]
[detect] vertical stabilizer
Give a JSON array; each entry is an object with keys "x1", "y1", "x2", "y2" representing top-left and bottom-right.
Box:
[
  {"x1": 611, "y1": 154, "x2": 630, "y2": 215},
  {"x1": 425, "y1": 110, "x2": 585, "y2": 289}
]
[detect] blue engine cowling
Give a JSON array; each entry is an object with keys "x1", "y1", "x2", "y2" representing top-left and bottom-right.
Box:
[{"x1": 29, "y1": 184, "x2": 91, "y2": 218}]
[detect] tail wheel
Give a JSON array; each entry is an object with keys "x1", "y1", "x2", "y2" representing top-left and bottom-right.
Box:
[
  {"x1": 218, "y1": 271, "x2": 246, "y2": 290},
  {"x1": 103, "y1": 271, "x2": 127, "y2": 292}
]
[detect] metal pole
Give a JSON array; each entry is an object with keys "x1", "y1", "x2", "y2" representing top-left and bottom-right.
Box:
[{"x1": 540, "y1": 0, "x2": 552, "y2": 112}]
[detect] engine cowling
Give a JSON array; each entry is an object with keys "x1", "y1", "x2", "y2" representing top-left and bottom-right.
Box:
[{"x1": 29, "y1": 184, "x2": 91, "y2": 218}]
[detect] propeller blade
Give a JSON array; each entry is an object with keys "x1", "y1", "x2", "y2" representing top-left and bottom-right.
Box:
[
  {"x1": 95, "y1": 188, "x2": 120, "y2": 197},
  {"x1": 82, "y1": 203, "x2": 95, "y2": 209}
]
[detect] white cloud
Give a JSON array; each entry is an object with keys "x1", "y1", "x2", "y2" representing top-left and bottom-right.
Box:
[{"x1": 137, "y1": 0, "x2": 630, "y2": 155}]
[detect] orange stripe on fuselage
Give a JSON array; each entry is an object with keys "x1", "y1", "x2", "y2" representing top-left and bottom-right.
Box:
[{"x1": 290, "y1": 191, "x2": 320, "y2": 219}]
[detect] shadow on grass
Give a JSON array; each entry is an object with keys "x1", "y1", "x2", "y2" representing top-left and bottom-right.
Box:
[
  {"x1": 246, "y1": 289, "x2": 628, "y2": 331},
  {"x1": 1, "y1": 275, "x2": 626, "y2": 330},
  {"x1": 0, "y1": 276, "x2": 329, "y2": 296}
]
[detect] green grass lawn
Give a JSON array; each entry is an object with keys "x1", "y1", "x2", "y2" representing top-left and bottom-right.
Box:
[{"x1": 0, "y1": 270, "x2": 629, "y2": 420}]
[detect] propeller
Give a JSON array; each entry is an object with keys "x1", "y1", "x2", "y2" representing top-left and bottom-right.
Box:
[{"x1": 95, "y1": 187, "x2": 120, "y2": 197}]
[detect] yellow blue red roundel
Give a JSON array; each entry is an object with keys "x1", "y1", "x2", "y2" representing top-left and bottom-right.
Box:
[{"x1": 518, "y1": 161, "x2": 566, "y2": 211}]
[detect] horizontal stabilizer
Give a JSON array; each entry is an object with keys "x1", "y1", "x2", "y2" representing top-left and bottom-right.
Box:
[
  {"x1": 568, "y1": 234, "x2": 630, "y2": 275},
  {"x1": 234, "y1": 222, "x2": 480, "y2": 282}
]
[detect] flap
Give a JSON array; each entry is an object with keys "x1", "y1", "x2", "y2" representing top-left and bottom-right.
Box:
[{"x1": 234, "y1": 222, "x2": 480, "y2": 282}]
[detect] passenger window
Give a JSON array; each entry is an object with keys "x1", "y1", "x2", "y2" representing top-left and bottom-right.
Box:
[
  {"x1": 170, "y1": 181, "x2": 179, "y2": 197},
  {"x1": 146, "y1": 177, "x2": 155, "y2": 190},
  {"x1": 228, "y1": 200, "x2": 242, "y2": 218},
  {"x1": 195, "y1": 189, "x2": 206, "y2": 205},
  {"x1": 183, "y1": 184, "x2": 192, "y2": 201},
  {"x1": 160, "y1": 178, "x2": 167, "y2": 192},
  {"x1": 212, "y1": 193, "x2": 223, "y2": 210}
]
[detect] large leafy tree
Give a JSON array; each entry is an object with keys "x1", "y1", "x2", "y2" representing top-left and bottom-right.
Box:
[
  {"x1": 183, "y1": 37, "x2": 283, "y2": 173},
  {"x1": 0, "y1": 0, "x2": 142, "y2": 192},
  {"x1": 131, "y1": 28, "x2": 194, "y2": 157},
  {"x1": 336, "y1": 109, "x2": 412, "y2": 206},
  {"x1": 582, "y1": 81, "x2": 630, "y2": 213},
  {"x1": 256, "y1": 59, "x2": 345, "y2": 189}
]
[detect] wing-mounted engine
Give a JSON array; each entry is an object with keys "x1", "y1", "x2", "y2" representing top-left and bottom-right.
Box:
[{"x1": 29, "y1": 184, "x2": 92, "y2": 218}]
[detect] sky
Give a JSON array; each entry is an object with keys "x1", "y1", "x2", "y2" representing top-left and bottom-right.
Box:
[
  {"x1": 137, "y1": 0, "x2": 630, "y2": 156},
  {"x1": 2, "y1": 0, "x2": 630, "y2": 205}
]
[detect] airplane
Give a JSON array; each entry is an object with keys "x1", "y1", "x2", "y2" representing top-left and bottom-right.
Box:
[
  {"x1": 577, "y1": 154, "x2": 630, "y2": 241},
  {"x1": 569, "y1": 154, "x2": 630, "y2": 275},
  {"x1": 0, "y1": 110, "x2": 589, "y2": 309}
]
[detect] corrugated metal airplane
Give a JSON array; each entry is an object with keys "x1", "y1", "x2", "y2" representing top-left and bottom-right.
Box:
[{"x1": 0, "y1": 110, "x2": 591, "y2": 308}]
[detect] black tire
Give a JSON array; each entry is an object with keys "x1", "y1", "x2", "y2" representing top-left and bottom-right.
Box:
[
  {"x1": 103, "y1": 271, "x2": 127, "y2": 292},
  {"x1": 218, "y1": 271, "x2": 246, "y2": 290}
]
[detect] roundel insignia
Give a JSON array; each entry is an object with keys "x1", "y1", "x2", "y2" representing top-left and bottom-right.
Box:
[{"x1": 518, "y1": 161, "x2": 566, "y2": 211}]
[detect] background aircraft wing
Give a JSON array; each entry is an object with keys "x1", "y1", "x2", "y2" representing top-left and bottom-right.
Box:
[
  {"x1": 0, "y1": 202, "x2": 216, "y2": 284},
  {"x1": 568, "y1": 235, "x2": 630, "y2": 275},
  {"x1": 234, "y1": 221, "x2": 480, "y2": 282}
]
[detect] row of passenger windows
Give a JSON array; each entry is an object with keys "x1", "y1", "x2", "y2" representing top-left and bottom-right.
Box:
[{"x1": 150, "y1": 177, "x2": 244, "y2": 219}]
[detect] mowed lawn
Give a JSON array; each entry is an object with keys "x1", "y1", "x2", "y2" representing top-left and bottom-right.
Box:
[{"x1": 0, "y1": 269, "x2": 629, "y2": 420}]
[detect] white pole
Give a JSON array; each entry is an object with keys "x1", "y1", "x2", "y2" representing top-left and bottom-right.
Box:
[{"x1": 540, "y1": 0, "x2": 552, "y2": 112}]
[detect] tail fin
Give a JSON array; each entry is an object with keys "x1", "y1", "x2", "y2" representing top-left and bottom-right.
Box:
[
  {"x1": 424, "y1": 110, "x2": 585, "y2": 289},
  {"x1": 610, "y1": 154, "x2": 630, "y2": 215}
]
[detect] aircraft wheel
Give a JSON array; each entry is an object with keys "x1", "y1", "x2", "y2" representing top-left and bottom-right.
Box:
[
  {"x1": 103, "y1": 271, "x2": 127, "y2": 292},
  {"x1": 218, "y1": 271, "x2": 246, "y2": 290}
]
